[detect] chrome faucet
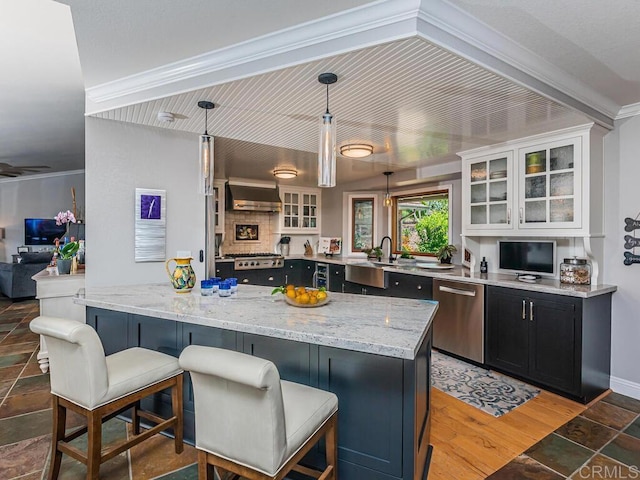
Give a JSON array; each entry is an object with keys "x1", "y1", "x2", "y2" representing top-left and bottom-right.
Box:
[{"x1": 379, "y1": 236, "x2": 395, "y2": 263}]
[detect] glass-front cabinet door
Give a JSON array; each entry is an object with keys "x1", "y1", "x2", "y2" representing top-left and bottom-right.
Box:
[
  {"x1": 518, "y1": 137, "x2": 581, "y2": 229},
  {"x1": 464, "y1": 151, "x2": 514, "y2": 230},
  {"x1": 280, "y1": 187, "x2": 321, "y2": 233},
  {"x1": 282, "y1": 191, "x2": 300, "y2": 229}
]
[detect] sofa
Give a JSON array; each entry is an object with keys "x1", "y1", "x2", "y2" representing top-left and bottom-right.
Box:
[{"x1": 0, "y1": 252, "x2": 52, "y2": 299}]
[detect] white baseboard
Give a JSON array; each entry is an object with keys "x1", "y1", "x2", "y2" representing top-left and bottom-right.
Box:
[{"x1": 610, "y1": 375, "x2": 640, "y2": 400}]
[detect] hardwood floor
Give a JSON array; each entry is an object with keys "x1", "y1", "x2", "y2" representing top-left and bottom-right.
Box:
[{"x1": 429, "y1": 388, "x2": 587, "y2": 479}]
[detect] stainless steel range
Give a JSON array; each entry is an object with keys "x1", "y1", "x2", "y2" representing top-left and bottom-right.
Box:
[{"x1": 224, "y1": 253, "x2": 284, "y2": 270}]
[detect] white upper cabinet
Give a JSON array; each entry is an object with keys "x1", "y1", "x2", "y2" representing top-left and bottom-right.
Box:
[
  {"x1": 279, "y1": 187, "x2": 321, "y2": 233},
  {"x1": 517, "y1": 137, "x2": 581, "y2": 230},
  {"x1": 461, "y1": 124, "x2": 605, "y2": 237},
  {"x1": 463, "y1": 151, "x2": 514, "y2": 231}
]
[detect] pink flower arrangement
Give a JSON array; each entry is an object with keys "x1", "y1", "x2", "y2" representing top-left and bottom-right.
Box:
[{"x1": 54, "y1": 210, "x2": 76, "y2": 226}]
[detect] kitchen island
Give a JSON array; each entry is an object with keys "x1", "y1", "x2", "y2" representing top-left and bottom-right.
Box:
[{"x1": 76, "y1": 284, "x2": 437, "y2": 480}]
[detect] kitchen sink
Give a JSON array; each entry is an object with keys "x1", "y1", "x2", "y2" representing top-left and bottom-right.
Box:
[{"x1": 345, "y1": 262, "x2": 388, "y2": 289}]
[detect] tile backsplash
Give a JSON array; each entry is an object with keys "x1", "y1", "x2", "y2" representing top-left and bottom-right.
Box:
[{"x1": 222, "y1": 211, "x2": 278, "y2": 254}]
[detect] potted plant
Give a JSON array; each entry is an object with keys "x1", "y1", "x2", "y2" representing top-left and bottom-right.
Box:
[
  {"x1": 397, "y1": 248, "x2": 416, "y2": 264},
  {"x1": 363, "y1": 246, "x2": 383, "y2": 261},
  {"x1": 56, "y1": 241, "x2": 79, "y2": 274},
  {"x1": 436, "y1": 244, "x2": 457, "y2": 264}
]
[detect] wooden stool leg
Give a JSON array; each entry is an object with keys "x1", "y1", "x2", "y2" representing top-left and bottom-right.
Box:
[
  {"x1": 198, "y1": 450, "x2": 210, "y2": 480},
  {"x1": 172, "y1": 374, "x2": 184, "y2": 454},
  {"x1": 86, "y1": 411, "x2": 102, "y2": 480},
  {"x1": 325, "y1": 415, "x2": 338, "y2": 480},
  {"x1": 132, "y1": 400, "x2": 141, "y2": 435},
  {"x1": 48, "y1": 395, "x2": 66, "y2": 480}
]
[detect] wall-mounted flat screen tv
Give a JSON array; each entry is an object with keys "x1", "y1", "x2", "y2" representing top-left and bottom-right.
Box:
[
  {"x1": 24, "y1": 218, "x2": 67, "y2": 246},
  {"x1": 498, "y1": 240, "x2": 556, "y2": 276}
]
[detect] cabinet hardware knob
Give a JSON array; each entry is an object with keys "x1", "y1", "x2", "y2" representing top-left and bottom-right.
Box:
[
  {"x1": 417, "y1": 285, "x2": 422, "y2": 290},
  {"x1": 242, "y1": 279, "x2": 249, "y2": 283},
  {"x1": 268, "y1": 277, "x2": 274, "y2": 281},
  {"x1": 395, "y1": 282, "x2": 399, "y2": 286}
]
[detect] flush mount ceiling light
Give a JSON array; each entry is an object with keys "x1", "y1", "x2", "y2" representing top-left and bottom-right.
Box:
[
  {"x1": 383, "y1": 171, "x2": 394, "y2": 207},
  {"x1": 197, "y1": 101, "x2": 215, "y2": 196},
  {"x1": 157, "y1": 111, "x2": 174, "y2": 122},
  {"x1": 318, "y1": 72, "x2": 338, "y2": 188},
  {"x1": 273, "y1": 168, "x2": 298, "y2": 179},
  {"x1": 340, "y1": 143, "x2": 373, "y2": 158}
]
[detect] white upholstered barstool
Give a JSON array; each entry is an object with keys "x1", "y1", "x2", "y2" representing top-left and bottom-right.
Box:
[
  {"x1": 30, "y1": 316, "x2": 184, "y2": 480},
  {"x1": 179, "y1": 345, "x2": 338, "y2": 480}
]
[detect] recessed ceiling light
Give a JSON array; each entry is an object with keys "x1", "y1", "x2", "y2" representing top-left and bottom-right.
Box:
[
  {"x1": 340, "y1": 144, "x2": 374, "y2": 158},
  {"x1": 273, "y1": 168, "x2": 298, "y2": 179}
]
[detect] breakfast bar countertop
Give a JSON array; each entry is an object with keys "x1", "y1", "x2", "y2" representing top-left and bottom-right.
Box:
[{"x1": 74, "y1": 283, "x2": 437, "y2": 360}]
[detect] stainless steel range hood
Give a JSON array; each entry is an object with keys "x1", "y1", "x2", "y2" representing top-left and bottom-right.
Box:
[{"x1": 226, "y1": 183, "x2": 282, "y2": 212}]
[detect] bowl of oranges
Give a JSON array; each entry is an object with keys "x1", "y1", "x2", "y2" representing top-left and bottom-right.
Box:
[{"x1": 272, "y1": 285, "x2": 329, "y2": 307}]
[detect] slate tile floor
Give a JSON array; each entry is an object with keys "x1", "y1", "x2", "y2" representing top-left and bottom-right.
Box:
[
  {"x1": 0, "y1": 297, "x2": 199, "y2": 480},
  {"x1": 488, "y1": 392, "x2": 640, "y2": 479},
  {"x1": 3, "y1": 296, "x2": 640, "y2": 479}
]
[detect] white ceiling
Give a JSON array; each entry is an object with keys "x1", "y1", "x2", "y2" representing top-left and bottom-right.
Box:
[{"x1": 3, "y1": 0, "x2": 640, "y2": 186}]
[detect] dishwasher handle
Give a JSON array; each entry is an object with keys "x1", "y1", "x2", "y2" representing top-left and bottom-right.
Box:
[{"x1": 438, "y1": 285, "x2": 477, "y2": 297}]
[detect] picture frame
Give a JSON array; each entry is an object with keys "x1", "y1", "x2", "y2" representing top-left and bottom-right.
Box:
[
  {"x1": 234, "y1": 223, "x2": 260, "y2": 242},
  {"x1": 462, "y1": 247, "x2": 472, "y2": 268},
  {"x1": 135, "y1": 188, "x2": 166, "y2": 262}
]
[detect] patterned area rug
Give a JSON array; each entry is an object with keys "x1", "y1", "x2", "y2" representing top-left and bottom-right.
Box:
[{"x1": 431, "y1": 350, "x2": 540, "y2": 417}]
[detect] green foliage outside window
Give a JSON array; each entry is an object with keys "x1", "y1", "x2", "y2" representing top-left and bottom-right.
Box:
[{"x1": 398, "y1": 197, "x2": 449, "y2": 255}]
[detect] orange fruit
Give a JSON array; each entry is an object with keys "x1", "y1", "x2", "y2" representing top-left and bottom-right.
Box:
[
  {"x1": 297, "y1": 293, "x2": 310, "y2": 304},
  {"x1": 286, "y1": 289, "x2": 296, "y2": 299},
  {"x1": 316, "y1": 291, "x2": 327, "y2": 301},
  {"x1": 309, "y1": 296, "x2": 318, "y2": 305},
  {"x1": 296, "y1": 286, "x2": 307, "y2": 295}
]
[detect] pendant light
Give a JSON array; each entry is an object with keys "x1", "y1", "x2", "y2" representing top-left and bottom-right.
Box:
[
  {"x1": 197, "y1": 100, "x2": 215, "y2": 196},
  {"x1": 383, "y1": 171, "x2": 393, "y2": 207},
  {"x1": 318, "y1": 73, "x2": 338, "y2": 188}
]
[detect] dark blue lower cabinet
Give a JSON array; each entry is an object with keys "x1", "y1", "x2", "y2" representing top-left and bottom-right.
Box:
[
  {"x1": 85, "y1": 307, "x2": 432, "y2": 480},
  {"x1": 87, "y1": 308, "x2": 129, "y2": 355},
  {"x1": 319, "y1": 346, "x2": 404, "y2": 478}
]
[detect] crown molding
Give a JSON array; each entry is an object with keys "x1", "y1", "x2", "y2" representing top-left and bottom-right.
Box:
[
  {"x1": 0, "y1": 169, "x2": 85, "y2": 184},
  {"x1": 85, "y1": 0, "x2": 421, "y2": 113},
  {"x1": 85, "y1": 0, "x2": 617, "y2": 129},
  {"x1": 616, "y1": 102, "x2": 640, "y2": 120},
  {"x1": 414, "y1": 0, "x2": 616, "y2": 128}
]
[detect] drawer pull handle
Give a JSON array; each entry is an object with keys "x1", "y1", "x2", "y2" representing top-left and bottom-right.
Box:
[
  {"x1": 522, "y1": 300, "x2": 526, "y2": 320},
  {"x1": 268, "y1": 277, "x2": 274, "y2": 281},
  {"x1": 530, "y1": 301, "x2": 534, "y2": 321},
  {"x1": 242, "y1": 278, "x2": 249, "y2": 283}
]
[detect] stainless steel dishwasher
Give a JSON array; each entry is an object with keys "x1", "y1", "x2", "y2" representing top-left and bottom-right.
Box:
[{"x1": 432, "y1": 278, "x2": 485, "y2": 363}]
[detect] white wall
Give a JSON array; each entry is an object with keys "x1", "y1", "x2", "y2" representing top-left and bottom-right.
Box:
[
  {"x1": 0, "y1": 171, "x2": 85, "y2": 263},
  {"x1": 85, "y1": 118, "x2": 206, "y2": 287},
  {"x1": 603, "y1": 115, "x2": 640, "y2": 399}
]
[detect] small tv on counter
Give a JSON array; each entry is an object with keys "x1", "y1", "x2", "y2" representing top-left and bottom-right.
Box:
[
  {"x1": 24, "y1": 218, "x2": 67, "y2": 246},
  {"x1": 498, "y1": 240, "x2": 556, "y2": 276}
]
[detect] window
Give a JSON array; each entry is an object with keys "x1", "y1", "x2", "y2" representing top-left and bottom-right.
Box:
[
  {"x1": 351, "y1": 197, "x2": 374, "y2": 252},
  {"x1": 394, "y1": 187, "x2": 450, "y2": 256}
]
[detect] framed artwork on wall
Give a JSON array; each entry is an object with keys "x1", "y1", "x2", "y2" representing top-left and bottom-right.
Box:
[
  {"x1": 234, "y1": 223, "x2": 260, "y2": 242},
  {"x1": 135, "y1": 188, "x2": 166, "y2": 262}
]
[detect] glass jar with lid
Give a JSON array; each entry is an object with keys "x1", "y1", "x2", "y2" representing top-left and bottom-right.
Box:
[{"x1": 560, "y1": 257, "x2": 591, "y2": 285}]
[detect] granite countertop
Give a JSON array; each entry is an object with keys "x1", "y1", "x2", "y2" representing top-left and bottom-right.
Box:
[
  {"x1": 268, "y1": 255, "x2": 616, "y2": 298},
  {"x1": 75, "y1": 284, "x2": 437, "y2": 360}
]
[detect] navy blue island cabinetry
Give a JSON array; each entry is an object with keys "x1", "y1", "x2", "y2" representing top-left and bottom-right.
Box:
[{"x1": 83, "y1": 284, "x2": 435, "y2": 480}]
